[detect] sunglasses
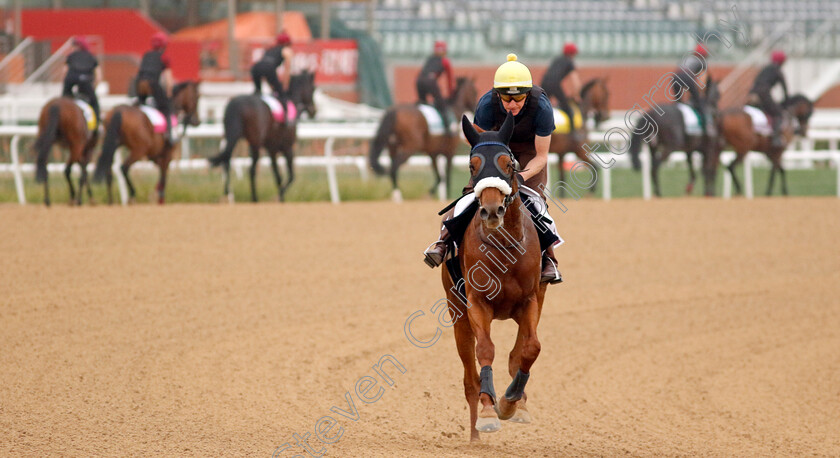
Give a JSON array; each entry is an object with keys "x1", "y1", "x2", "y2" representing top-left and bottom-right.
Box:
[{"x1": 499, "y1": 93, "x2": 527, "y2": 103}]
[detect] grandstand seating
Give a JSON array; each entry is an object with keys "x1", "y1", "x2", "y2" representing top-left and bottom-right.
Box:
[{"x1": 333, "y1": 0, "x2": 840, "y2": 60}]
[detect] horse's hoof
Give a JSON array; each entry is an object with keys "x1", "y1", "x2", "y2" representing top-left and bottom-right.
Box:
[
  {"x1": 495, "y1": 396, "x2": 517, "y2": 421},
  {"x1": 509, "y1": 400, "x2": 532, "y2": 424},
  {"x1": 475, "y1": 405, "x2": 501, "y2": 433},
  {"x1": 391, "y1": 189, "x2": 403, "y2": 203},
  {"x1": 685, "y1": 183, "x2": 694, "y2": 194}
]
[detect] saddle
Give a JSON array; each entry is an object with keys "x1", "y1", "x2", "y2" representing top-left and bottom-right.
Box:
[
  {"x1": 72, "y1": 98, "x2": 98, "y2": 132},
  {"x1": 417, "y1": 103, "x2": 452, "y2": 136},
  {"x1": 260, "y1": 94, "x2": 297, "y2": 123},
  {"x1": 137, "y1": 105, "x2": 178, "y2": 135}
]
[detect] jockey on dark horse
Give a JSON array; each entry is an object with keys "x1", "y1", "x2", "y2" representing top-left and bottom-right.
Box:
[
  {"x1": 672, "y1": 44, "x2": 712, "y2": 144},
  {"x1": 251, "y1": 31, "x2": 295, "y2": 123},
  {"x1": 416, "y1": 40, "x2": 454, "y2": 136},
  {"x1": 541, "y1": 42, "x2": 582, "y2": 141},
  {"x1": 750, "y1": 50, "x2": 789, "y2": 148},
  {"x1": 424, "y1": 54, "x2": 563, "y2": 284},
  {"x1": 61, "y1": 36, "x2": 101, "y2": 129},
  {"x1": 135, "y1": 32, "x2": 175, "y2": 142}
]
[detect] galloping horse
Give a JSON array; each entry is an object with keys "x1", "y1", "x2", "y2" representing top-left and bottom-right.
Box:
[
  {"x1": 628, "y1": 78, "x2": 721, "y2": 197},
  {"x1": 208, "y1": 71, "x2": 317, "y2": 202},
  {"x1": 368, "y1": 77, "x2": 478, "y2": 200},
  {"x1": 33, "y1": 96, "x2": 99, "y2": 206},
  {"x1": 549, "y1": 77, "x2": 609, "y2": 190},
  {"x1": 718, "y1": 94, "x2": 813, "y2": 196},
  {"x1": 93, "y1": 80, "x2": 201, "y2": 204},
  {"x1": 443, "y1": 113, "x2": 546, "y2": 441}
]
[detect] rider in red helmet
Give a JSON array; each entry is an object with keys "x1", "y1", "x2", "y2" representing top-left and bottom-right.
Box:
[
  {"x1": 135, "y1": 32, "x2": 175, "y2": 141},
  {"x1": 416, "y1": 40, "x2": 455, "y2": 135},
  {"x1": 540, "y1": 42, "x2": 582, "y2": 141},
  {"x1": 671, "y1": 43, "x2": 712, "y2": 142},
  {"x1": 62, "y1": 35, "x2": 101, "y2": 128},
  {"x1": 251, "y1": 31, "x2": 295, "y2": 122},
  {"x1": 750, "y1": 50, "x2": 789, "y2": 148}
]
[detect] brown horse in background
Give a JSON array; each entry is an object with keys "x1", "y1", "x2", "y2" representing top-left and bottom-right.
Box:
[
  {"x1": 443, "y1": 113, "x2": 546, "y2": 441},
  {"x1": 33, "y1": 97, "x2": 100, "y2": 206},
  {"x1": 718, "y1": 94, "x2": 813, "y2": 196},
  {"x1": 369, "y1": 77, "x2": 478, "y2": 201},
  {"x1": 207, "y1": 71, "x2": 317, "y2": 202},
  {"x1": 93, "y1": 80, "x2": 201, "y2": 204},
  {"x1": 549, "y1": 77, "x2": 610, "y2": 190}
]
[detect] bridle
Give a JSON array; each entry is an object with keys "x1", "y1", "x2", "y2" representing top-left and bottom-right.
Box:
[{"x1": 470, "y1": 141, "x2": 517, "y2": 208}]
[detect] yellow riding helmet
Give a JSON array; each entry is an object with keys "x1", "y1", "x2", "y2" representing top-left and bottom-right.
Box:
[{"x1": 493, "y1": 53, "x2": 533, "y2": 95}]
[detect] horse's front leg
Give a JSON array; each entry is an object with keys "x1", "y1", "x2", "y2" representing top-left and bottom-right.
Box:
[
  {"x1": 249, "y1": 145, "x2": 260, "y2": 203},
  {"x1": 268, "y1": 150, "x2": 283, "y2": 201},
  {"x1": 450, "y1": 302, "x2": 481, "y2": 442},
  {"x1": 156, "y1": 154, "x2": 171, "y2": 204},
  {"x1": 686, "y1": 150, "x2": 697, "y2": 195},
  {"x1": 499, "y1": 297, "x2": 541, "y2": 423},
  {"x1": 467, "y1": 300, "x2": 500, "y2": 433},
  {"x1": 281, "y1": 146, "x2": 295, "y2": 202},
  {"x1": 64, "y1": 162, "x2": 76, "y2": 205}
]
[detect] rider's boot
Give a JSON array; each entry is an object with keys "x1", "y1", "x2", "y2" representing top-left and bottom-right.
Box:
[
  {"x1": 423, "y1": 221, "x2": 451, "y2": 268},
  {"x1": 540, "y1": 244, "x2": 563, "y2": 284}
]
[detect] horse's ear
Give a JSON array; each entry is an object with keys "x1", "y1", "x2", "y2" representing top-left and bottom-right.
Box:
[
  {"x1": 462, "y1": 114, "x2": 480, "y2": 146},
  {"x1": 498, "y1": 112, "x2": 514, "y2": 144}
]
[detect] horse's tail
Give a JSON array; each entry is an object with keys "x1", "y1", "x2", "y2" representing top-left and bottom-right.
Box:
[
  {"x1": 208, "y1": 101, "x2": 242, "y2": 168},
  {"x1": 93, "y1": 109, "x2": 123, "y2": 183},
  {"x1": 629, "y1": 117, "x2": 646, "y2": 172},
  {"x1": 369, "y1": 109, "x2": 397, "y2": 176},
  {"x1": 34, "y1": 104, "x2": 61, "y2": 183}
]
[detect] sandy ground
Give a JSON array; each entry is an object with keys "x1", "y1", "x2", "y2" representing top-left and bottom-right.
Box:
[{"x1": 1, "y1": 198, "x2": 839, "y2": 457}]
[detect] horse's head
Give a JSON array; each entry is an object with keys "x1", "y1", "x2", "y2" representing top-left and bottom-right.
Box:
[
  {"x1": 783, "y1": 94, "x2": 814, "y2": 137},
  {"x1": 289, "y1": 70, "x2": 317, "y2": 119},
  {"x1": 581, "y1": 77, "x2": 609, "y2": 126},
  {"x1": 172, "y1": 80, "x2": 201, "y2": 127},
  {"x1": 462, "y1": 113, "x2": 517, "y2": 231},
  {"x1": 451, "y1": 77, "x2": 478, "y2": 115}
]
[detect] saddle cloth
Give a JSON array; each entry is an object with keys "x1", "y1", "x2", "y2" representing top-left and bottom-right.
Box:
[
  {"x1": 676, "y1": 102, "x2": 703, "y2": 136},
  {"x1": 73, "y1": 99, "x2": 97, "y2": 132},
  {"x1": 552, "y1": 105, "x2": 583, "y2": 134},
  {"x1": 139, "y1": 105, "x2": 178, "y2": 134},
  {"x1": 418, "y1": 103, "x2": 454, "y2": 136},
  {"x1": 743, "y1": 105, "x2": 773, "y2": 136},
  {"x1": 260, "y1": 95, "x2": 297, "y2": 123}
]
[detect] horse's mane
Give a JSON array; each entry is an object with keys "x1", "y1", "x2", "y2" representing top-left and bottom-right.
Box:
[
  {"x1": 580, "y1": 78, "x2": 601, "y2": 97},
  {"x1": 171, "y1": 81, "x2": 194, "y2": 97},
  {"x1": 783, "y1": 94, "x2": 811, "y2": 108}
]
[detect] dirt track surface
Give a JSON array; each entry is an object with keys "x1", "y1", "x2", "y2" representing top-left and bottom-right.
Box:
[{"x1": 1, "y1": 198, "x2": 839, "y2": 457}]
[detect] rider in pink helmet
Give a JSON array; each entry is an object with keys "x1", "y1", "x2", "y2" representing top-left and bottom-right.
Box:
[
  {"x1": 136, "y1": 31, "x2": 175, "y2": 141},
  {"x1": 251, "y1": 30, "x2": 296, "y2": 123},
  {"x1": 750, "y1": 50, "x2": 790, "y2": 147}
]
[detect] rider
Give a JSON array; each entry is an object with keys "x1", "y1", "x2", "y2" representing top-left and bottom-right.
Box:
[
  {"x1": 416, "y1": 40, "x2": 455, "y2": 136},
  {"x1": 541, "y1": 42, "x2": 582, "y2": 141},
  {"x1": 251, "y1": 31, "x2": 295, "y2": 121},
  {"x1": 749, "y1": 50, "x2": 789, "y2": 148},
  {"x1": 135, "y1": 32, "x2": 175, "y2": 142},
  {"x1": 423, "y1": 54, "x2": 562, "y2": 284},
  {"x1": 61, "y1": 36, "x2": 101, "y2": 129},
  {"x1": 673, "y1": 44, "x2": 711, "y2": 139}
]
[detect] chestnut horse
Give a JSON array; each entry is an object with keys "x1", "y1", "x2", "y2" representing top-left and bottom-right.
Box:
[
  {"x1": 718, "y1": 94, "x2": 813, "y2": 196},
  {"x1": 443, "y1": 113, "x2": 546, "y2": 441},
  {"x1": 549, "y1": 77, "x2": 609, "y2": 190},
  {"x1": 33, "y1": 97, "x2": 100, "y2": 206},
  {"x1": 207, "y1": 71, "x2": 317, "y2": 202},
  {"x1": 93, "y1": 80, "x2": 201, "y2": 204},
  {"x1": 368, "y1": 77, "x2": 478, "y2": 200}
]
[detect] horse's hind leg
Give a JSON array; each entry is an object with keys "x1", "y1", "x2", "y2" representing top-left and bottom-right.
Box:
[
  {"x1": 429, "y1": 153, "x2": 442, "y2": 196},
  {"x1": 389, "y1": 146, "x2": 406, "y2": 202},
  {"x1": 249, "y1": 145, "x2": 260, "y2": 202},
  {"x1": 280, "y1": 147, "x2": 295, "y2": 202},
  {"x1": 780, "y1": 165, "x2": 789, "y2": 196},
  {"x1": 78, "y1": 161, "x2": 92, "y2": 205},
  {"x1": 121, "y1": 162, "x2": 137, "y2": 204},
  {"x1": 155, "y1": 154, "x2": 171, "y2": 204},
  {"x1": 64, "y1": 162, "x2": 76, "y2": 205},
  {"x1": 451, "y1": 308, "x2": 481, "y2": 442},
  {"x1": 686, "y1": 151, "x2": 697, "y2": 194},
  {"x1": 766, "y1": 164, "x2": 778, "y2": 196},
  {"x1": 268, "y1": 151, "x2": 283, "y2": 201},
  {"x1": 727, "y1": 154, "x2": 744, "y2": 196}
]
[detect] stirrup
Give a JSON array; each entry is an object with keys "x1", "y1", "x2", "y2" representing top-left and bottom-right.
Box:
[
  {"x1": 423, "y1": 240, "x2": 447, "y2": 268},
  {"x1": 540, "y1": 255, "x2": 563, "y2": 284}
]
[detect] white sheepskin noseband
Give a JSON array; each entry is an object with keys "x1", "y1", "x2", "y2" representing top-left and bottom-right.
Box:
[{"x1": 474, "y1": 177, "x2": 512, "y2": 197}]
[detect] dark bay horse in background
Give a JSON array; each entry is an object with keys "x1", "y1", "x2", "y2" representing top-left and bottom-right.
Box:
[
  {"x1": 208, "y1": 71, "x2": 317, "y2": 202},
  {"x1": 628, "y1": 79, "x2": 721, "y2": 197},
  {"x1": 368, "y1": 77, "x2": 478, "y2": 201},
  {"x1": 93, "y1": 80, "x2": 201, "y2": 204},
  {"x1": 549, "y1": 77, "x2": 610, "y2": 190},
  {"x1": 33, "y1": 96, "x2": 100, "y2": 206},
  {"x1": 443, "y1": 113, "x2": 546, "y2": 441},
  {"x1": 718, "y1": 94, "x2": 813, "y2": 196}
]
